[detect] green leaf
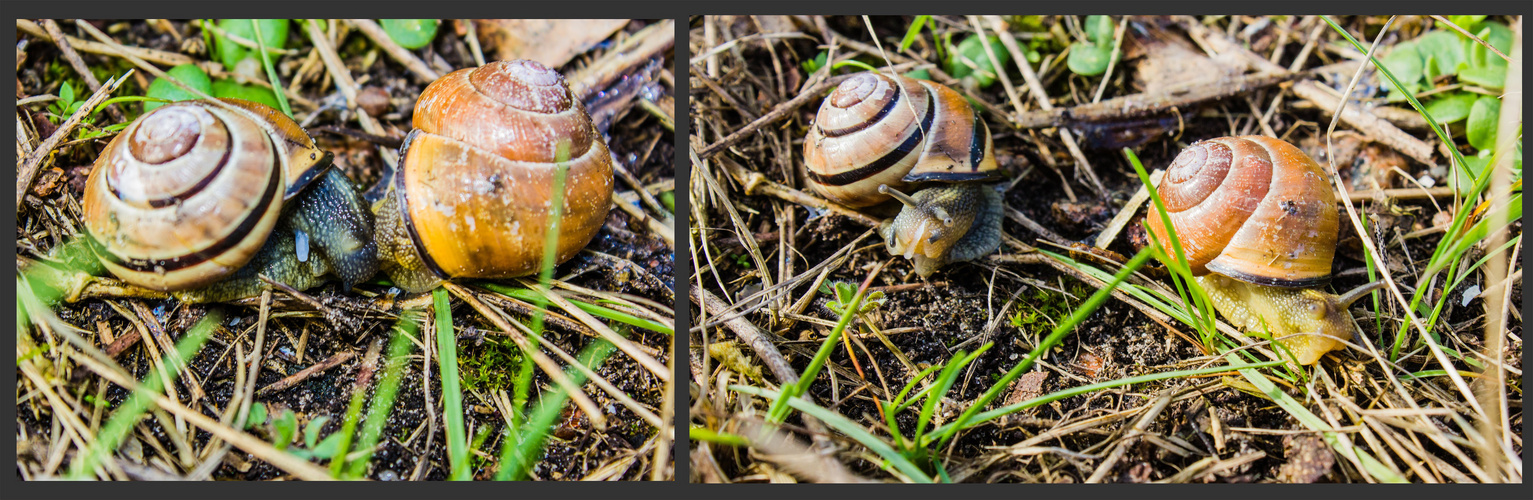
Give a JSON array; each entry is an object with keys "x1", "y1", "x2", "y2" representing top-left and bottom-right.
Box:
[
  {"x1": 1084, "y1": 15, "x2": 1115, "y2": 45},
  {"x1": 946, "y1": 34, "x2": 1010, "y2": 88},
  {"x1": 273, "y1": 409, "x2": 298, "y2": 451},
  {"x1": 1446, "y1": 16, "x2": 1486, "y2": 31},
  {"x1": 1466, "y1": 96, "x2": 1501, "y2": 150},
  {"x1": 211, "y1": 79, "x2": 281, "y2": 109},
  {"x1": 59, "y1": 81, "x2": 76, "y2": 105},
  {"x1": 1067, "y1": 43, "x2": 1111, "y2": 76},
  {"x1": 245, "y1": 402, "x2": 268, "y2": 430},
  {"x1": 145, "y1": 64, "x2": 212, "y2": 112},
  {"x1": 310, "y1": 431, "x2": 345, "y2": 460},
  {"x1": 1380, "y1": 42, "x2": 1423, "y2": 93},
  {"x1": 1458, "y1": 66, "x2": 1506, "y2": 89},
  {"x1": 303, "y1": 415, "x2": 331, "y2": 449},
  {"x1": 801, "y1": 51, "x2": 828, "y2": 75},
  {"x1": 903, "y1": 68, "x2": 931, "y2": 81},
  {"x1": 1415, "y1": 31, "x2": 1467, "y2": 80},
  {"x1": 1423, "y1": 92, "x2": 1477, "y2": 124},
  {"x1": 215, "y1": 19, "x2": 290, "y2": 69},
  {"x1": 380, "y1": 19, "x2": 440, "y2": 50},
  {"x1": 1469, "y1": 22, "x2": 1513, "y2": 68}
]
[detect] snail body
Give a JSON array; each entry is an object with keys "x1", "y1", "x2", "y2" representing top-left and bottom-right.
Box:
[
  {"x1": 82, "y1": 98, "x2": 377, "y2": 303},
  {"x1": 1145, "y1": 136, "x2": 1363, "y2": 364},
  {"x1": 804, "y1": 72, "x2": 1004, "y2": 277},
  {"x1": 374, "y1": 59, "x2": 614, "y2": 293}
]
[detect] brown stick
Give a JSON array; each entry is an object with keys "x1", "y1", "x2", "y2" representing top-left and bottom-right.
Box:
[
  {"x1": 696, "y1": 73, "x2": 855, "y2": 160},
  {"x1": 41, "y1": 19, "x2": 123, "y2": 122},
  {"x1": 1011, "y1": 70, "x2": 1300, "y2": 128},
  {"x1": 566, "y1": 19, "x2": 675, "y2": 100},
  {"x1": 255, "y1": 351, "x2": 358, "y2": 396},
  {"x1": 347, "y1": 19, "x2": 440, "y2": 83}
]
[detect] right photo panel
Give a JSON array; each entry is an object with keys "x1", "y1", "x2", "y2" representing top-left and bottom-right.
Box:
[{"x1": 687, "y1": 15, "x2": 1523, "y2": 483}]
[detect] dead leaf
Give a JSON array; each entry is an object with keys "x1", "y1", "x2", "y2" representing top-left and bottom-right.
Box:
[{"x1": 472, "y1": 19, "x2": 628, "y2": 68}]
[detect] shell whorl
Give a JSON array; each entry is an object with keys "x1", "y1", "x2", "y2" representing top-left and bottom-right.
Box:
[
  {"x1": 393, "y1": 59, "x2": 614, "y2": 284},
  {"x1": 83, "y1": 101, "x2": 289, "y2": 292},
  {"x1": 1146, "y1": 136, "x2": 1338, "y2": 287},
  {"x1": 804, "y1": 72, "x2": 1000, "y2": 208}
]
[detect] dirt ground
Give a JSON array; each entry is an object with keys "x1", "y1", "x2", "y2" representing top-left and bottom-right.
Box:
[
  {"x1": 688, "y1": 15, "x2": 1521, "y2": 483},
  {"x1": 17, "y1": 19, "x2": 675, "y2": 480}
]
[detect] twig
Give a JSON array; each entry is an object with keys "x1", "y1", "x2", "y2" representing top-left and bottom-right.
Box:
[
  {"x1": 717, "y1": 156, "x2": 881, "y2": 227},
  {"x1": 17, "y1": 19, "x2": 196, "y2": 67},
  {"x1": 1009, "y1": 28, "x2": 1107, "y2": 198},
  {"x1": 696, "y1": 73, "x2": 856, "y2": 160},
  {"x1": 347, "y1": 19, "x2": 440, "y2": 83},
  {"x1": 1085, "y1": 389, "x2": 1175, "y2": 483},
  {"x1": 567, "y1": 20, "x2": 675, "y2": 100},
  {"x1": 42, "y1": 20, "x2": 123, "y2": 123},
  {"x1": 255, "y1": 351, "x2": 358, "y2": 396}
]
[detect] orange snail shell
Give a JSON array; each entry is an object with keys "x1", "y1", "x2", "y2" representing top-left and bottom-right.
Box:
[
  {"x1": 803, "y1": 72, "x2": 1001, "y2": 208},
  {"x1": 384, "y1": 60, "x2": 614, "y2": 290},
  {"x1": 1145, "y1": 135, "x2": 1339, "y2": 286},
  {"x1": 82, "y1": 99, "x2": 328, "y2": 291}
]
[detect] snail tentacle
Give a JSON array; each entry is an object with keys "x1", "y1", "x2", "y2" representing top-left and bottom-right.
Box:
[{"x1": 809, "y1": 72, "x2": 1006, "y2": 276}]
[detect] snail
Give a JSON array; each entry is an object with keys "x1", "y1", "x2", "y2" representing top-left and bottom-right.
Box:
[
  {"x1": 82, "y1": 98, "x2": 378, "y2": 303},
  {"x1": 372, "y1": 59, "x2": 614, "y2": 293},
  {"x1": 804, "y1": 72, "x2": 1005, "y2": 277},
  {"x1": 1144, "y1": 136, "x2": 1379, "y2": 365}
]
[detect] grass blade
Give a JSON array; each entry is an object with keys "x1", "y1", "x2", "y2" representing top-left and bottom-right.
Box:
[{"x1": 433, "y1": 288, "x2": 470, "y2": 480}]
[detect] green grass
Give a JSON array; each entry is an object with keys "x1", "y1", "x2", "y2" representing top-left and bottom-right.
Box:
[
  {"x1": 1323, "y1": 16, "x2": 1521, "y2": 363},
  {"x1": 433, "y1": 287, "x2": 471, "y2": 480}
]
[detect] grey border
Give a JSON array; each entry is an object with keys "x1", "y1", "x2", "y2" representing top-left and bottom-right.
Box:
[
  {"x1": 7, "y1": 0, "x2": 1530, "y2": 499},
  {"x1": 673, "y1": 13, "x2": 693, "y2": 484}
]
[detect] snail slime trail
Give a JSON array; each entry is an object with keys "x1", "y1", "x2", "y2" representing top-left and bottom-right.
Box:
[
  {"x1": 1145, "y1": 136, "x2": 1372, "y2": 365},
  {"x1": 81, "y1": 99, "x2": 377, "y2": 303},
  {"x1": 805, "y1": 72, "x2": 1005, "y2": 277}
]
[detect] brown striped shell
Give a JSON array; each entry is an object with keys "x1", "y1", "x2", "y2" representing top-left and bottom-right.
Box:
[
  {"x1": 1145, "y1": 136, "x2": 1338, "y2": 287},
  {"x1": 82, "y1": 99, "x2": 329, "y2": 292},
  {"x1": 804, "y1": 72, "x2": 1001, "y2": 208},
  {"x1": 375, "y1": 60, "x2": 614, "y2": 292}
]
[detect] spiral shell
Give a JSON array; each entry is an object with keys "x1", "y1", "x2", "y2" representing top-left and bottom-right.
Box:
[
  {"x1": 82, "y1": 99, "x2": 328, "y2": 292},
  {"x1": 804, "y1": 72, "x2": 1001, "y2": 208},
  {"x1": 1145, "y1": 136, "x2": 1338, "y2": 287},
  {"x1": 378, "y1": 59, "x2": 614, "y2": 292}
]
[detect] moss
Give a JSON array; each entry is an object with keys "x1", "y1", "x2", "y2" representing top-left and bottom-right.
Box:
[
  {"x1": 457, "y1": 336, "x2": 525, "y2": 393},
  {"x1": 1008, "y1": 281, "x2": 1094, "y2": 337}
]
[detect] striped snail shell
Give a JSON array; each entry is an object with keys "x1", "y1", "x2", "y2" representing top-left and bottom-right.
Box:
[
  {"x1": 375, "y1": 59, "x2": 615, "y2": 293},
  {"x1": 82, "y1": 99, "x2": 332, "y2": 292},
  {"x1": 1145, "y1": 136, "x2": 1366, "y2": 365},
  {"x1": 804, "y1": 72, "x2": 1004, "y2": 277},
  {"x1": 1145, "y1": 136, "x2": 1338, "y2": 286}
]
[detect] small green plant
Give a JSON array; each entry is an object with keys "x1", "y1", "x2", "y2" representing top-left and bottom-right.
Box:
[
  {"x1": 1377, "y1": 18, "x2": 1520, "y2": 190},
  {"x1": 944, "y1": 34, "x2": 1010, "y2": 88},
  {"x1": 381, "y1": 19, "x2": 440, "y2": 50},
  {"x1": 1066, "y1": 15, "x2": 1116, "y2": 76},
  {"x1": 821, "y1": 280, "x2": 886, "y2": 316},
  {"x1": 209, "y1": 19, "x2": 292, "y2": 70}
]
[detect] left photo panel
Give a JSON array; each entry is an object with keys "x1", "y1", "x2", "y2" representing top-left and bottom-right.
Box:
[{"x1": 16, "y1": 19, "x2": 676, "y2": 480}]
